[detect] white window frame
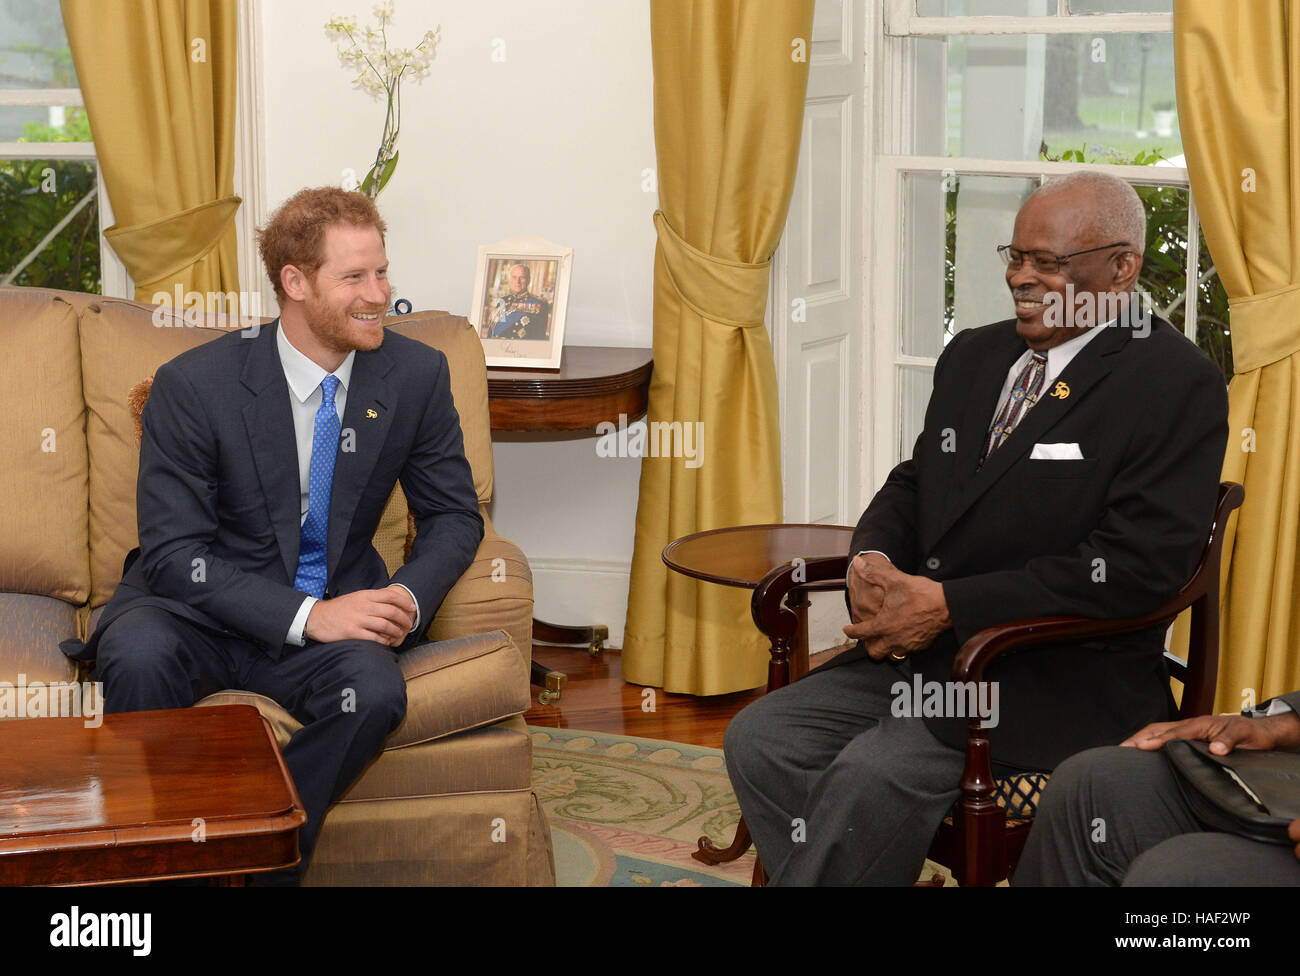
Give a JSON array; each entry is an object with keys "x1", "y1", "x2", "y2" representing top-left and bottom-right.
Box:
[
  {"x1": 885, "y1": 0, "x2": 1173, "y2": 35},
  {"x1": 865, "y1": 2, "x2": 1199, "y2": 497}
]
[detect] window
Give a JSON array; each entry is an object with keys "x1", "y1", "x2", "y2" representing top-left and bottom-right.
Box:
[
  {"x1": 0, "y1": 0, "x2": 127, "y2": 295},
  {"x1": 870, "y1": 0, "x2": 1229, "y2": 480}
]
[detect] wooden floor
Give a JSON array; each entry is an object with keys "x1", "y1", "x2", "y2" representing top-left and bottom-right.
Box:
[{"x1": 524, "y1": 643, "x2": 851, "y2": 750}]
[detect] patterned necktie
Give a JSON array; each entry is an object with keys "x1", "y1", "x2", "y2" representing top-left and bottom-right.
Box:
[
  {"x1": 294, "y1": 374, "x2": 341, "y2": 599},
  {"x1": 980, "y1": 351, "x2": 1047, "y2": 464}
]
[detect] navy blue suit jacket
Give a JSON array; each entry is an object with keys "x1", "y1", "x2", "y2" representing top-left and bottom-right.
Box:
[{"x1": 69, "y1": 319, "x2": 483, "y2": 661}]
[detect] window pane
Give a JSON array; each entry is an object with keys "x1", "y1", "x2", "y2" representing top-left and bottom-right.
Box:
[
  {"x1": 901, "y1": 171, "x2": 1038, "y2": 357},
  {"x1": 1194, "y1": 240, "x2": 1231, "y2": 379},
  {"x1": 933, "y1": 32, "x2": 1181, "y2": 163},
  {"x1": 916, "y1": 0, "x2": 1054, "y2": 15},
  {"x1": 0, "y1": 158, "x2": 100, "y2": 292},
  {"x1": 1069, "y1": 0, "x2": 1172, "y2": 13},
  {"x1": 0, "y1": 0, "x2": 80, "y2": 141}
]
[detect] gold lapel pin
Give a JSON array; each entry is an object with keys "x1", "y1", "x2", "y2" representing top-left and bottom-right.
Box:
[
  {"x1": 1049, "y1": 381, "x2": 1070, "y2": 400},
  {"x1": 365, "y1": 408, "x2": 378, "y2": 419}
]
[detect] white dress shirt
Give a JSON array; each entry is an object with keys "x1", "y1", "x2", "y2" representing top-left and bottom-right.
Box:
[{"x1": 276, "y1": 325, "x2": 419, "y2": 645}]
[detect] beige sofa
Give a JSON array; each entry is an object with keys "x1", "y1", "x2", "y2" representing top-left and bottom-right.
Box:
[{"x1": 0, "y1": 285, "x2": 555, "y2": 885}]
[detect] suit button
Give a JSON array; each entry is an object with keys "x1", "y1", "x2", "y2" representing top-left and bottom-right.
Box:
[{"x1": 926, "y1": 557, "x2": 940, "y2": 570}]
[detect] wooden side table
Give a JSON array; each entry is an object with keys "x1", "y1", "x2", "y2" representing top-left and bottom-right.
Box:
[
  {"x1": 487, "y1": 345, "x2": 653, "y2": 703},
  {"x1": 661, "y1": 522, "x2": 856, "y2": 882},
  {"x1": 0, "y1": 704, "x2": 305, "y2": 885}
]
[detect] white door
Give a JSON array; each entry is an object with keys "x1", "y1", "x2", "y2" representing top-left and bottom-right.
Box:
[{"x1": 773, "y1": 0, "x2": 865, "y2": 528}]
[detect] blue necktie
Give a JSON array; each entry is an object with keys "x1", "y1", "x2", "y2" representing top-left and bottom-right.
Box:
[{"x1": 294, "y1": 375, "x2": 341, "y2": 599}]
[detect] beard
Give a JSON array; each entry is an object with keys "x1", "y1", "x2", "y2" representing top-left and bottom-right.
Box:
[{"x1": 304, "y1": 290, "x2": 385, "y2": 355}]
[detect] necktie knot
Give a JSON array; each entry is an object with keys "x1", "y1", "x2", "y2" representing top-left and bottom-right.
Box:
[{"x1": 320, "y1": 374, "x2": 340, "y2": 408}]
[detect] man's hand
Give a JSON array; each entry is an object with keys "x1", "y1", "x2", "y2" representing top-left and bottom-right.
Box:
[
  {"x1": 1121, "y1": 710, "x2": 1300, "y2": 755},
  {"x1": 304, "y1": 586, "x2": 417, "y2": 647},
  {"x1": 1290, "y1": 816, "x2": 1300, "y2": 862},
  {"x1": 847, "y1": 552, "x2": 888, "y2": 624},
  {"x1": 843, "y1": 557, "x2": 951, "y2": 661}
]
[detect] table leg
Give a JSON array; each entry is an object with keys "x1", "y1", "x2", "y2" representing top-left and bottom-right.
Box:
[
  {"x1": 529, "y1": 620, "x2": 609, "y2": 705},
  {"x1": 694, "y1": 816, "x2": 752, "y2": 865},
  {"x1": 695, "y1": 585, "x2": 811, "y2": 880}
]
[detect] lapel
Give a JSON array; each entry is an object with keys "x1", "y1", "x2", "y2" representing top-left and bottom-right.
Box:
[
  {"x1": 325, "y1": 343, "x2": 396, "y2": 585},
  {"x1": 936, "y1": 322, "x2": 1132, "y2": 544},
  {"x1": 240, "y1": 320, "x2": 302, "y2": 584}
]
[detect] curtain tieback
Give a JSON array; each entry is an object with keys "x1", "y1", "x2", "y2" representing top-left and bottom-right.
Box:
[
  {"x1": 653, "y1": 210, "x2": 771, "y2": 328},
  {"x1": 104, "y1": 195, "x2": 242, "y2": 291},
  {"x1": 1228, "y1": 282, "x2": 1300, "y2": 373}
]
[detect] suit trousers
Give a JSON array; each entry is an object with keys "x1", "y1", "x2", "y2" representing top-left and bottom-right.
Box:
[
  {"x1": 724, "y1": 653, "x2": 966, "y2": 885},
  {"x1": 1013, "y1": 746, "x2": 1300, "y2": 886},
  {"x1": 95, "y1": 606, "x2": 408, "y2": 883}
]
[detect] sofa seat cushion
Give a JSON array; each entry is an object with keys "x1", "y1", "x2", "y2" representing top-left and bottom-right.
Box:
[
  {"x1": 0, "y1": 290, "x2": 91, "y2": 603},
  {"x1": 0, "y1": 593, "x2": 79, "y2": 685},
  {"x1": 195, "y1": 629, "x2": 529, "y2": 747}
]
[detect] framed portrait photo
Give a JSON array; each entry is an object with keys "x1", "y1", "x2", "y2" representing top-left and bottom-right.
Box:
[{"x1": 469, "y1": 235, "x2": 573, "y2": 369}]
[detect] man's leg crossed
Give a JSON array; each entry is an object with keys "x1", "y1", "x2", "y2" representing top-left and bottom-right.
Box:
[{"x1": 243, "y1": 638, "x2": 407, "y2": 877}]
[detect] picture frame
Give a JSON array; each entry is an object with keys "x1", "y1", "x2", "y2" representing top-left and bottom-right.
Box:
[{"x1": 469, "y1": 235, "x2": 573, "y2": 369}]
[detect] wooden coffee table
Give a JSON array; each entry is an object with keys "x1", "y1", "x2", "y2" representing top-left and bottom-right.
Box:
[{"x1": 0, "y1": 704, "x2": 306, "y2": 886}]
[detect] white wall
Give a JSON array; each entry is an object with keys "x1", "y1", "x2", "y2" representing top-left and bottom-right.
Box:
[{"x1": 256, "y1": 0, "x2": 657, "y2": 644}]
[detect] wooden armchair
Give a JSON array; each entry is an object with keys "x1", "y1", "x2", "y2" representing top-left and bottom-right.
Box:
[{"x1": 746, "y1": 481, "x2": 1244, "y2": 886}]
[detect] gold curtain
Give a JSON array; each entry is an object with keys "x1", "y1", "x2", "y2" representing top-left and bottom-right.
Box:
[
  {"x1": 62, "y1": 0, "x2": 241, "y2": 302},
  {"x1": 1174, "y1": 0, "x2": 1300, "y2": 710},
  {"x1": 622, "y1": 0, "x2": 815, "y2": 695}
]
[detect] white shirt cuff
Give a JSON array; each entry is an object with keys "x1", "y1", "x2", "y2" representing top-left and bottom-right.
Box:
[
  {"x1": 847, "y1": 549, "x2": 891, "y2": 585},
  {"x1": 286, "y1": 596, "x2": 316, "y2": 646},
  {"x1": 389, "y1": 582, "x2": 422, "y2": 636}
]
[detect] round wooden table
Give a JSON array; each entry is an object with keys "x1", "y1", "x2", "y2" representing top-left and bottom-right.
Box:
[
  {"x1": 662, "y1": 522, "x2": 856, "y2": 689},
  {"x1": 662, "y1": 522, "x2": 855, "y2": 878}
]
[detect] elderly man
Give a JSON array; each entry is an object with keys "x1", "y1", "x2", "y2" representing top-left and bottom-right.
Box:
[
  {"x1": 1015, "y1": 693, "x2": 1300, "y2": 886},
  {"x1": 724, "y1": 171, "x2": 1229, "y2": 885}
]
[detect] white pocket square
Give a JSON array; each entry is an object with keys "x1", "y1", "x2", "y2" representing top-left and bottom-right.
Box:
[{"x1": 1031, "y1": 442, "x2": 1084, "y2": 460}]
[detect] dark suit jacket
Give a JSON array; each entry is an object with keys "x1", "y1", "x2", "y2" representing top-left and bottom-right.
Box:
[
  {"x1": 842, "y1": 316, "x2": 1228, "y2": 772},
  {"x1": 69, "y1": 319, "x2": 483, "y2": 661}
]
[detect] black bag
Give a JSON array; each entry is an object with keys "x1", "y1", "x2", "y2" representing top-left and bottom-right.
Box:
[{"x1": 1164, "y1": 739, "x2": 1300, "y2": 846}]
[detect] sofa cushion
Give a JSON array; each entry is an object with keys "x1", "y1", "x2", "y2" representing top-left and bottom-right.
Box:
[
  {"x1": 0, "y1": 593, "x2": 79, "y2": 685},
  {"x1": 196, "y1": 629, "x2": 529, "y2": 749},
  {"x1": 78, "y1": 298, "x2": 231, "y2": 605},
  {"x1": 0, "y1": 290, "x2": 91, "y2": 603}
]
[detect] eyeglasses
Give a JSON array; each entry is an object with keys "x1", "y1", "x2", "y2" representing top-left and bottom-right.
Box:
[{"x1": 996, "y1": 241, "x2": 1131, "y2": 275}]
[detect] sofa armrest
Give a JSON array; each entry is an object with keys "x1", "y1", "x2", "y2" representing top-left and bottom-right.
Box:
[
  {"x1": 392, "y1": 629, "x2": 530, "y2": 747},
  {"x1": 426, "y1": 515, "x2": 532, "y2": 668}
]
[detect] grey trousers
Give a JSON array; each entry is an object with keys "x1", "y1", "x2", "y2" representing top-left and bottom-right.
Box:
[
  {"x1": 1014, "y1": 746, "x2": 1300, "y2": 886},
  {"x1": 723, "y1": 654, "x2": 966, "y2": 885}
]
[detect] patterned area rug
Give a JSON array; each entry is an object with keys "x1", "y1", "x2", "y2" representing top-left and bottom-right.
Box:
[{"x1": 529, "y1": 726, "x2": 757, "y2": 887}]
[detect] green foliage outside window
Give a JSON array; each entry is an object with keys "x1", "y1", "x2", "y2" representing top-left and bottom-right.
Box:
[{"x1": 0, "y1": 107, "x2": 99, "y2": 292}]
